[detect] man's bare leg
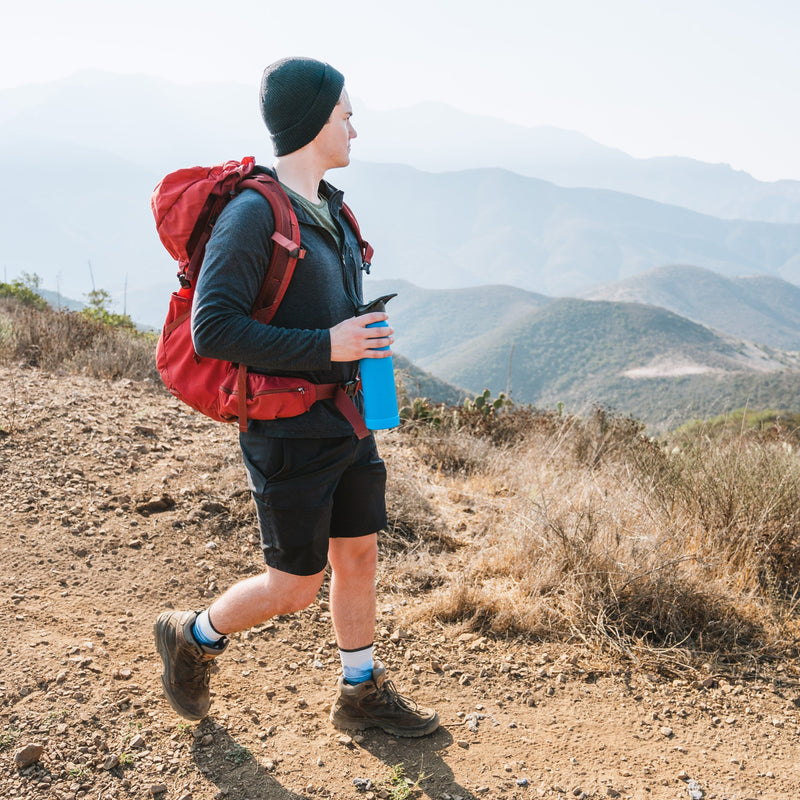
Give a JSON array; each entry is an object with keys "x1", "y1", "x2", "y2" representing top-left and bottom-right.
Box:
[
  {"x1": 328, "y1": 533, "x2": 378, "y2": 650},
  {"x1": 208, "y1": 567, "x2": 326, "y2": 634}
]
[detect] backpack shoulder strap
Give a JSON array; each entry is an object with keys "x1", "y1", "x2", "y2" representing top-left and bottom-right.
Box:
[
  {"x1": 237, "y1": 174, "x2": 305, "y2": 324},
  {"x1": 340, "y1": 202, "x2": 374, "y2": 272}
]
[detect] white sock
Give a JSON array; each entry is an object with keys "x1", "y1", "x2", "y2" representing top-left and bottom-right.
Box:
[
  {"x1": 339, "y1": 644, "x2": 374, "y2": 685},
  {"x1": 193, "y1": 609, "x2": 224, "y2": 646}
]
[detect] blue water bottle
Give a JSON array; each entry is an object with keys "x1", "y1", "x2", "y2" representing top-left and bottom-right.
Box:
[{"x1": 358, "y1": 293, "x2": 400, "y2": 430}]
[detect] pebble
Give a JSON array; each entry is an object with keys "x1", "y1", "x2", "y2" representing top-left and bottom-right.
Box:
[
  {"x1": 14, "y1": 743, "x2": 44, "y2": 768},
  {"x1": 130, "y1": 733, "x2": 147, "y2": 749},
  {"x1": 687, "y1": 778, "x2": 704, "y2": 799}
]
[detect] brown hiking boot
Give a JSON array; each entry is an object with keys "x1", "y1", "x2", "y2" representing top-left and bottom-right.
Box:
[
  {"x1": 330, "y1": 660, "x2": 439, "y2": 738},
  {"x1": 154, "y1": 610, "x2": 228, "y2": 721}
]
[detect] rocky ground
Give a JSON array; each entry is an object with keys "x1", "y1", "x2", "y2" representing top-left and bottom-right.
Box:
[{"x1": 1, "y1": 363, "x2": 800, "y2": 800}]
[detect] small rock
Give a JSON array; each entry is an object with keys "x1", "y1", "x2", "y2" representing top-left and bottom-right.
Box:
[
  {"x1": 338, "y1": 734, "x2": 354, "y2": 746},
  {"x1": 516, "y1": 778, "x2": 529, "y2": 787},
  {"x1": 14, "y1": 743, "x2": 44, "y2": 768},
  {"x1": 136, "y1": 493, "x2": 176, "y2": 515},
  {"x1": 149, "y1": 784, "x2": 168, "y2": 797},
  {"x1": 660, "y1": 726, "x2": 674, "y2": 738},
  {"x1": 687, "y1": 778, "x2": 704, "y2": 800},
  {"x1": 353, "y1": 778, "x2": 373, "y2": 791},
  {"x1": 130, "y1": 733, "x2": 146, "y2": 749},
  {"x1": 102, "y1": 754, "x2": 120, "y2": 770},
  {"x1": 456, "y1": 739, "x2": 470, "y2": 749}
]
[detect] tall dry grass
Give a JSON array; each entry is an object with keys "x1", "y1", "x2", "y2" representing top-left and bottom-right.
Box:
[
  {"x1": 0, "y1": 297, "x2": 158, "y2": 381},
  {"x1": 5, "y1": 293, "x2": 799, "y2": 674},
  {"x1": 384, "y1": 404, "x2": 800, "y2": 675}
]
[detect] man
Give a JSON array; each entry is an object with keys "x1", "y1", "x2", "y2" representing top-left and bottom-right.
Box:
[{"x1": 153, "y1": 57, "x2": 439, "y2": 738}]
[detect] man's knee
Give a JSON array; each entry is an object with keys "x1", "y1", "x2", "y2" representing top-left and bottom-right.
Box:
[
  {"x1": 329, "y1": 534, "x2": 378, "y2": 577},
  {"x1": 265, "y1": 569, "x2": 324, "y2": 613}
]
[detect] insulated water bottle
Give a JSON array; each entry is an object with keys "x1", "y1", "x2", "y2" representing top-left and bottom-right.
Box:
[{"x1": 357, "y1": 293, "x2": 400, "y2": 430}]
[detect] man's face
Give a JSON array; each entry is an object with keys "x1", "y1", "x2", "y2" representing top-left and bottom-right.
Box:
[{"x1": 314, "y1": 89, "x2": 357, "y2": 169}]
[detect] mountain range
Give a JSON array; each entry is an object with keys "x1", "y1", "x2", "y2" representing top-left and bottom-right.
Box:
[
  {"x1": 2, "y1": 71, "x2": 800, "y2": 428},
  {"x1": 370, "y1": 279, "x2": 800, "y2": 430}
]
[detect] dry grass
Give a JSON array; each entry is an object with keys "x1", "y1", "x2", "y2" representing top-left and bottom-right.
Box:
[
  {"x1": 4, "y1": 295, "x2": 799, "y2": 675},
  {"x1": 0, "y1": 297, "x2": 158, "y2": 380},
  {"x1": 385, "y1": 403, "x2": 800, "y2": 676}
]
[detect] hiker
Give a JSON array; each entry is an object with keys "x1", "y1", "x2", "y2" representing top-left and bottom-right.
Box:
[{"x1": 154, "y1": 57, "x2": 439, "y2": 738}]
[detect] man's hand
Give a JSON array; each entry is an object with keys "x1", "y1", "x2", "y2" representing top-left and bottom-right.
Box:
[{"x1": 330, "y1": 313, "x2": 394, "y2": 362}]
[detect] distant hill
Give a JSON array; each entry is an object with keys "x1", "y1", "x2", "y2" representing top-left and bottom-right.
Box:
[
  {"x1": 367, "y1": 279, "x2": 552, "y2": 366},
  {"x1": 392, "y1": 353, "x2": 468, "y2": 406},
  {"x1": 2, "y1": 72, "x2": 800, "y2": 324},
  {"x1": 378, "y1": 282, "x2": 800, "y2": 429},
  {"x1": 580, "y1": 265, "x2": 800, "y2": 351},
  {"x1": 354, "y1": 100, "x2": 800, "y2": 224}
]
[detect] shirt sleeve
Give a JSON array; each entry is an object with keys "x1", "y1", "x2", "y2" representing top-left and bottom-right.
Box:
[{"x1": 190, "y1": 191, "x2": 331, "y2": 372}]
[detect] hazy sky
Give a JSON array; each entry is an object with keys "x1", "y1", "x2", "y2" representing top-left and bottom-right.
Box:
[{"x1": 3, "y1": 0, "x2": 800, "y2": 182}]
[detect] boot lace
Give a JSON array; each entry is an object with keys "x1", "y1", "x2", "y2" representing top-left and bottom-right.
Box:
[
  {"x1": 374, "y1": 678, "x2": 420, "y2": 713},
  {"x1": 177, "y1": 647, "x2": 212, "y2": 687}
]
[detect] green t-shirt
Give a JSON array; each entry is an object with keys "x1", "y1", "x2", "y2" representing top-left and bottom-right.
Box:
[{"x1": 280, "y1": 183, "x2": 341, "y2": 250}]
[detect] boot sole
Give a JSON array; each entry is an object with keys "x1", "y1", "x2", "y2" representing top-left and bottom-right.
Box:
[{"x1": 330, "y1": 711, "x2": 440, "y2": 738}]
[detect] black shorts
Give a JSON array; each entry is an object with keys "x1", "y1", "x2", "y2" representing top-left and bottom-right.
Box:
[{"x1": 239, "y1": 432, "x2": 387, "y2": 576}]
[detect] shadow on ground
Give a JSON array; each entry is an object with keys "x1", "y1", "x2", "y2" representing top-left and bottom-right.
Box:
[
  {"x1": 357, "y1": 726, "x2": 478, "y2": 800},
  {"x1": 192, "y1": 717, "x2": 309, "y2": 800}
]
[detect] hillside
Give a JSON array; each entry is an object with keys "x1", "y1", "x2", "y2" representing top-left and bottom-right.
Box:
[
  {"x1": 377, "y1": 283, "x2": 800, "y2": 429},
  {"x1": 580, "y1": 265, "x2": 800, "y2": 351},
  {"x1": 3, "y1": 364, "x2": 800, "y2": 799}
]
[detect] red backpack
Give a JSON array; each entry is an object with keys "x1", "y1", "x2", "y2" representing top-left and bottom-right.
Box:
[{"x1": 151, "y1": 156, "x2": 373, "y2": 435}]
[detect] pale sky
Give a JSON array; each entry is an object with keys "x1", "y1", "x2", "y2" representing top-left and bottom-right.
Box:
[{"x1": 3, "y1": 0, "x2": 800, "y2": 182}]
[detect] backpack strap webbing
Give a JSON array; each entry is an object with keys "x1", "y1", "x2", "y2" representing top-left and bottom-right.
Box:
[{"x1": 341, "y1": 202, "x2": 374, "y2": 271}]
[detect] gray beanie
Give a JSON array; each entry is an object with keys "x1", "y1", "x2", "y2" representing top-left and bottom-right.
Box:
[{"x1": 260, "y1": 57, "x2": 346, "y2": 156}]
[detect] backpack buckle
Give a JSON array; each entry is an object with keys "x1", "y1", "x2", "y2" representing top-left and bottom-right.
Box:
[{"x1": 342, "y1": 379, "x2": 360, "y2": 397}]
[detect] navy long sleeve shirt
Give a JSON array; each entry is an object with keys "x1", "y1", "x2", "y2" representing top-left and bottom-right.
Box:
[{"x1": 191, "y1": 170, "x2": 367, "y2": 437}]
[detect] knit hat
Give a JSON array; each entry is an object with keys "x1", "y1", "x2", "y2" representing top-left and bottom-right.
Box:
[{"x1": 260, "y1": 57, "x2": 346, "y2": 156}]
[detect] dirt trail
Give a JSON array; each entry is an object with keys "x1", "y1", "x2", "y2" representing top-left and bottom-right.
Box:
[{"x1": 1, "y1": 364, "x2": 799, "y2": 800}]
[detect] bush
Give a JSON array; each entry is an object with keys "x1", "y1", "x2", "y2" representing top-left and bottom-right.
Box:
[
  {"x1": 390, "y1": 400, "x2": 800, "y2": 673},
  {"x1": 0, "y1": 295, "x2": 158, "y2": 381}
]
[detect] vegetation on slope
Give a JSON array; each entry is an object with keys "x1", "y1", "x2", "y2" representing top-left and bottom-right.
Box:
[{"x1": 2, "y1": 289, "x2": 800, "y2": 677}]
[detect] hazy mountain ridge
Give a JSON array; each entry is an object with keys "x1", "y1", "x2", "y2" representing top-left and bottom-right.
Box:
[
  {"x1": 354, "y1": 100, "x2": 800, "y2": 224},
  {"x1": 580, "y1": 265, "x2": 800, "y2": 351},
  {"x1": 341, "y1": 161, "x2": 800, "y2": 299},
  {"x1": 2, "y1": 72, "x2": 800, "y2": 323}
]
